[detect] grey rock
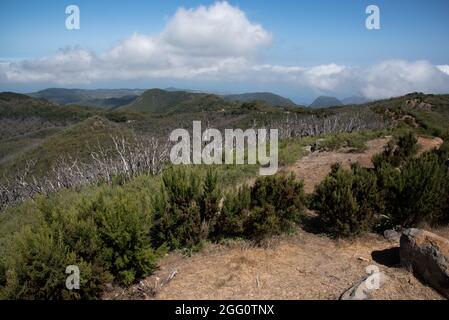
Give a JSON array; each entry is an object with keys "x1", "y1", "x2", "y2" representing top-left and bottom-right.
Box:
[
  {"x1": 340, "y1": 271, "x2": 388, "y2": 300},
  {"x1": 400, "y1": 228, "x2": 449, "y2": 299},
  {"x1": 384, "y1": 229, "x2": 401, "y2": 242}
]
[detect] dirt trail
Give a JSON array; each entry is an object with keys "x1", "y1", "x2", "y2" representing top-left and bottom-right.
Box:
[
  {"x1": 284, "y1": 137, "x2": 390, "y2": 193},
  {"x1": 104, "y1": 136, "x2": 445, "y2": 300},
  {"x1": 284, "y1": 136, "x2": 443, "y2": 193}
]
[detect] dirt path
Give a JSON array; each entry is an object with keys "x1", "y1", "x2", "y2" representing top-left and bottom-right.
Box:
[
  {"x1": 104, "y1": 136, "x2": 445, "y2": 300},
  {"x1": 284, "y1": 137, "x2": 390, "y2": 193},
  {"x1": 284, "y1": 136, "x2": 443, "y2": 193}
]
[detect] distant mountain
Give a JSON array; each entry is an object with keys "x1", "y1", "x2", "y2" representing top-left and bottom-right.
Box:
[
  {"x1": 224, "y1": 92, "x2": 297, "y2": 107},
  {"x1": 29, "y1": 88, "x2": 145, "y2": 108},
  {"x1": 164, "y1": 87, "x2": 204, "y2": 93},
  {"x1": 122, "y1": 88, "x2": 235, "y2": 113},
  {"x1": 309, "y1": 96, "x2": 343, "y2": 108},
  {"x1": 341, "y1": 96, "x2": 371, "y2": 105}
]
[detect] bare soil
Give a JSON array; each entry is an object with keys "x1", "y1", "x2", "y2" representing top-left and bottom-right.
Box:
[{"x1": 104, "y1": 136, "x2": 446, "y2": 300}]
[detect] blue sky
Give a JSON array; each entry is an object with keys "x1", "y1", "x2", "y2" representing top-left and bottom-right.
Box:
[{"x1": 1, "y1": 0, "x2": 448, "y2": 102}]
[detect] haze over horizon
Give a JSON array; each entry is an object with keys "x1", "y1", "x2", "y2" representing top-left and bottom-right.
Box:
[{"x1": 1, "y1": 0, "x2": 449, "y2": 102}]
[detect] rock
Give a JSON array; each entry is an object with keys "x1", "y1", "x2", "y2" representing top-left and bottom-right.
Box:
[
  {"x1": 384, "y1": 229, "x2": 401, "y2": 242},
  {"x1": 400, "y1": 228, "x2": 449, "y2": 298},
  {"x1": 340, "y1": 272, "x2": 388, "y2": 300}
]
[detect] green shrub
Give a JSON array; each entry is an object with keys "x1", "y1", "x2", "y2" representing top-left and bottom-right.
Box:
[
  {"x1": 249, "y1": 173, "x2": 305, "y2": 233},
  {"x1": 312, "y1": 164, "x2": 378, "y2": 237},
  {"x1": 0, "y1": 183, "x2": 160, "y2": 299},
  {"x1": 373, "y1": 132, "x2": 418, "y2": 167},
  {"x1": 217, "y1": 174, "x2": 305, "y2": 241},
  {"x1": 80, "y1": 189, "x2": 159, "y2": 286},
  {"x1": 199, "y1": 170, "x2": 222, "y2": 236},
  {"x1": 214, "y1": 185, "x2": 251, "y2": 239},
  {"x1": 245, "y1": 204, "x2": 280, "y2": 242},
  {"x1": 151, "y1": 167, "x2": 221, "y2": 249},
  {"x1": 0, "y1": 225, "x2": 107, "y2": 300},
  {"x1": 385, "y1": 152, "x2": 448, "y2": 227}
]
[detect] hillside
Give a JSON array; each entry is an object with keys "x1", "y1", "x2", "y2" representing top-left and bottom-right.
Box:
[
  {"x1": 0, "y1": 92, "x2": 142, "y2": 178},
  {"x1": 122, "y1": 88, "x2": 236, "y2": 113},
  {"x1": 342, "y1": 96, "x2": 371, "y2": 105},
  {"x1": 29, "y1": 88, "x2": 144, "y2": 109},
  {"x1": 224, "y1": 92, "x2": 298, "y2": 107},
  {"x1": 309, "y1": 96, "x2": 343, "y2": 108}
]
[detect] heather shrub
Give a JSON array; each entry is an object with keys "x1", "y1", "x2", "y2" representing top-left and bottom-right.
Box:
[
  {"x1": 151, "y1": 167, "x2": 221, "y2": 249},
  {"x1": 79, "y1": 189, "x2": 158, "y2": 286},
  {"x1": 214, "y1": 184, "x2": 251, "y2": 239},
  {"x1": 384, "y1": 152, "x2": 448, "y2": 227},
  {"x1": 217, "y1": 174, "x2": 306, "y2": 241},
  {"x1": 312, "y1": 164, "x2": 378, "y2": 237},
  {"x1": 199, "y1": 170, "x2": 222, "y2": 236},
  {"x1": 0, "y1": 224, "x2": 108, "y2": 299},
  {"x1": 372, "y1": 132, "x2": 418, "y2": 168},
  {"x1": 249, "y1": 173, "x2": 305, "y2": 233}
]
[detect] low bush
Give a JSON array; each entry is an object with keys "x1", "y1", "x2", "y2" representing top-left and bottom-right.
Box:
[
  {"x1": 151, "y1": 168, "x2": 221, "y2": 249},
  {"x1": 217, "y1": 173, "x2": 306, "y2": 242},
  {"x1": 214, "y1": 185, "x2": 251, "y2": 239},
  {"x1": 0, "y1": 224, "x2": 108, "y2": 299},
  {"x1": 0, "y1": 183, "x2": 159, "y2": 299},
  {"x1": 384, "y1": 152, "x2": 448, "y2": 227},
  {"x1": 372, "y1": 132, "x2": 418, "y2": 168},
  {"x1": 311, "y1": 164, "x2": 378, "y2": 237},
  {"x1": 79, "y1": 189, "x2": 159, "y2": 286}
]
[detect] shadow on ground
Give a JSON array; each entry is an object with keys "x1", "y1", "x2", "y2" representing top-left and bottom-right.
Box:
[{"x1": 371, "y1": 247, "x2": 401, "y2": 268}]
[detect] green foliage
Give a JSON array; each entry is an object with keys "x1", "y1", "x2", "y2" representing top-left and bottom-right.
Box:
[
  {"x1": 217, "y1": 174, "x2": 306, "y2": 242},
  {"x1": 383, "y1": 152, "x2": 448, "y2": 228},
  {"x1": 0, "y1": 224, "x2": 108, "y2": 300},
  {"x1": 372, "y1": 132, "x2": 418, "y2": 168},
  {"x1": 312, "y1": 164, "x2": 378, "y2": 237},
  {"x1": 215, "y1": 185, "x2": 251, "y2": 239},
  {"x1": 151, "y1": 167, "x2": 220, "y2": 249},
  {"x1": 312, "y1": 134, "x2": 449, "y2": 236},
  {"x1": 0, "y1": 182, "x2": 160, "y2": 299},
  {"x1": 78, "y1": 189, "x2": 158, "y2": 286},
  {"x1": 250, "y1": 174, "x2": 305, "y2": 232}
]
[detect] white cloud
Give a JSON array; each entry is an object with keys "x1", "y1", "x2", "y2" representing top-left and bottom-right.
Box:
[
  {"x1": 250, "y1": 60, "x2": 449, "y2": 99},
  {"x1": 359, "y1": 60, "x2": 449, "y2": 99},
  {"x1": 1, "y1": 2, "x2": 270, "y2": 84},
  {"x1": 437, "y1": 65, "x2": 449, "y2": 76},
  {"x1": 0, "y1": 1, "x2": 448, "y2": 99}
]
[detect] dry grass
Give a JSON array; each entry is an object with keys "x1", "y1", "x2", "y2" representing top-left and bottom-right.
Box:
[{"x1": 106, "y1": 230, "x2": 443, "y2": 300}]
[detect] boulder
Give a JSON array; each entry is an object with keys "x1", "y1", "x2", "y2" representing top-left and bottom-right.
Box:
[{"x1": 400, "y1": 228, "x2": 449, "y2": 298}]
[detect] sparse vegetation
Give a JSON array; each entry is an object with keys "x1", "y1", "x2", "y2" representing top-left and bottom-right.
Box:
[
  {"x1": 1, "y1": 91, "x2": 449, "y2": 299},
  {"x1": 312, "y1": 132, "x2": 449, "y2": 236}
]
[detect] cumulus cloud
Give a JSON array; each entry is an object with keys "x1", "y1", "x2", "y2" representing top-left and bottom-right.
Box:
[
  {"x1": 0, "y1": 1, "x2": 448, "y2": 99},
  {"x1": 1, "y1": 2, "x2": 271, "y2": 84}
]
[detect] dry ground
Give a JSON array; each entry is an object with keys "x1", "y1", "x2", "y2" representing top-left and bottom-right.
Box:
[{"x1": 103, "y1": 136, "x2": 445, "y2": 300}]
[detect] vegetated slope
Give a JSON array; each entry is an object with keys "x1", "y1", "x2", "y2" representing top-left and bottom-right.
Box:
[
  {"x1": 309, "y1": 96, "x2": 343, "y2": 108},
  {"x1": 370, "y1": 92, "x2": 449, "y2": 138},
  {"x1": 0, "y1": 92, "x2": 98, "y2": 166},
  {"x1": 29, "y1": 88, "x2": 144, "y2": 109},
  {"x1": 341, "y1": 96, "x2": 371, "y2": 105},
  {"x1": 0, "y1": 92, "x2": 140, "y2": 178},
  {"x1": 224, "y1": 92, "x2": 298, "y2": 107},
  {"x1": 0, "y1": 116, "x2": 132, "y2": 179},
  {"x1": 122, "y1": 88, "x2": 237, "y2": 113}
]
